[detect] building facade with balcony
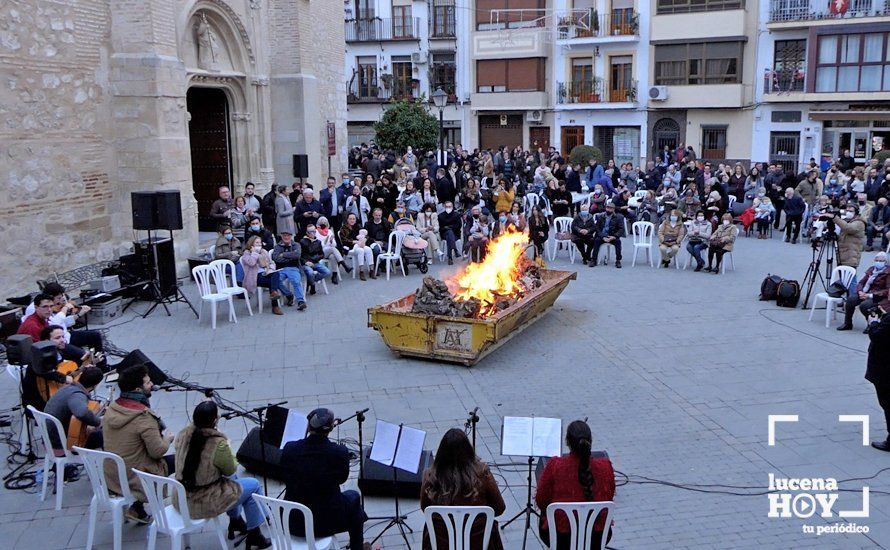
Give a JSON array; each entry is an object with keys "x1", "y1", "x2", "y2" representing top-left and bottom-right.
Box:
[
  {"x1": 550, "y1": 0, "x2": 650, "y2": 165},
  {"x1": 645, "y1": 0, "x2": 759, "y2": 166},
  {"x1": 344, "y1": 0, "x2": 472, "y2": 148},
  {"x1": 752, "y1": 0, "x2": 890, "y2": 172}
]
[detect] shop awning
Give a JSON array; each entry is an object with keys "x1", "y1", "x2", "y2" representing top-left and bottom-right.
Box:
[{"x1": 809, "y1": 110, "x2": 890, "y2": 121}]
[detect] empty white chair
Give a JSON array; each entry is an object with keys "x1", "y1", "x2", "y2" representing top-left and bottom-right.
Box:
[
  {"x1": 375, "y1": 230, "x2": 406, "y2": 280},
  {"x1": 253, "y1": 494, "x2": 335, "y2": 550},
  {"x1": 721, "y1": 226, "x2": 741, "y2": 274},
  {"x1": 423, "y1": 505, "x2": 495, "y2": 550},
  {"x1": 545, "y1": 501, "x2": 613, "y2": 550},
  {"x1": 550, "y1": 216, "x2": 575, "y2": 263},
  {"x1": 27, "y1": 405, "x2": 79, "y2": 510},
  {"x1": 73, "y1": 447, "x2": 136, "y2": 550},
  {"x1": 192, "y1": 264, "x2": 236, "y2": 329},
  {"x1": 133, "y1": 469, "x2": 228, "y2": 550},
  {"x1": 539, "y1": 194, "x2": 553, "y2": 217},
  {"x1": 209, "y1": 259, "x2": 253, "y2": 316},
  {"x1": 631, "y1": 221, "x2": 655, "y2": 267},
  {"x1": 808, "y1": 265, "x2": 858, "y2": 328}
]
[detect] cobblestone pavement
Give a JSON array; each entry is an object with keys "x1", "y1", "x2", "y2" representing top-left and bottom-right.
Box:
[{"x1": 1, "y1": 232, "x2": 887, "y2": 549}]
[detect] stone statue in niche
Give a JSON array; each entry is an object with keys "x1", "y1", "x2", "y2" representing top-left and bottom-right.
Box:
[{"x1": 195, "y1": 12, "x2": 220, "y2": 71}]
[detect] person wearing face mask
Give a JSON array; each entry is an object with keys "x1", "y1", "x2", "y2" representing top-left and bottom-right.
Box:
[
  {"x1": 834, "y1": 205, "x2": 866, "y2": 269},
  {"x1": 570, "y1": 208, "x2": 597, "y2": 265},
  {"x1": 344, "y1": 186, "x2": 371, "y2": 226},
  {"x1": 241, "y1": 235, "x2": 284, "y2": 315},
  {"x1": 867, "y1": 197, "x2": 890, "y2": 251},
  {"x1": 214, "y1": 225, "x2": 246, "y2": 283},
  {"x1": 438, "y1": 201, "x2": 462, "y2": 265},
  {"x1": 686, "y1": 211, "x2": 712, "y2": 271},
  {"x1": 838, "y1": 252, "x2": 889, "y2": 332},
  {"x1": 466, "y1": 210, "x2": 491, "y2": 263},
  {"x1": 416, "y1": 203, "x2": 441, "y2": 261},
  {"x1": 754, "y1": 196, "x2": 776, "y2": 239},
  {"x1": 300, "y1": 224, "x2": 333, "y2": 292},
  {"x1": 856, "y1": 192, "x2": 873, "y2": 225},
  {"x1": 316, "y1": 216, "x2": 352, "y2": 278},
  {"x1": 244, "y1": 216, "x2": 275, "y2": 251},
  {"x1": 705, "y1": 213, "x2": 737, "y2": 273},
  {"x1": 657, "y1": 209, "x2": 686, "y2": 268},
  {"x1": 590, "y1": 201, "x2": 624, "y2": 268},
  {"x1": 387, "y1": 200, "x2": 414, "y2": 225}
]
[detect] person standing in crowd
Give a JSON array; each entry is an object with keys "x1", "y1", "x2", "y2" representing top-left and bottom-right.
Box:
[
  {"x1": 345, "y1": 185, "x2": 372, "y2": 227},
  {"x1": 320, "y1": 176, "x2": 345, "y2": 231},
  {"x1": 783, "y1": 188, "x2": 806, "y2": 244},
  {"x1": 281, "y1": 408, "x2": 371, "y2": 550},
  {"x1": 243, "y1": 182, "x2": 261, "y2": 213},
  {"x1": 686, "y1": 211, "x2": 712, "y2": 271},
  {"x1": 241, "y1": 235, "x2": 283, "y2": 315},
  {"x1": 102, "y1": 365, "x2": 175, "y2": 523},
  {"x1": 174, "y1": 402, "x2": 270, "y2": 549},
  {"x1": 835, "y1": 205, "x2": 866, "y2": 269},
  {"x1": 865, "y1": 305, "x2": 890, "y2": 451},
  {"x1": 590, "y1": 201, "x2": 623, "y2": 269},
  {"x1": 295, "y1": 189, "x2": 323, "y2": 238},
  {"x1": 657, "y1": 209, "x2": 686, "y2": 268},
  {"x1": 535, "y1": 420, "x2": 616, "y2": 550},
  {"x1": 210, "y1": 186, "x2": 234, "y2": 226},
  {"x1": 275, "y1": 185, "x2": 296, "y2": 237},
  {"x1": 271, "y1": 230, "x2": 308, "y2": 311},
  {"x1": 706, "y1": 213, "x2": 736, "y2": 273},
  {"x1": 839, "y1": 252, "x2": 888, "y2": 332},
  {"x1": 261, "y1": 185, "x2": 278, "y2": 234},
  {"x1": 796, "y1": 169, "x2": 823, "y2": 207},
  {"x1": 420, "y1": 429, "x2": 505, "y2": 550}
]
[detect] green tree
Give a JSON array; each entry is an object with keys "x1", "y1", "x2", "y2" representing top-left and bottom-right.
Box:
[
  {"x1": 568, "y1": 144, "x2": 604, "y2": 167},
  {"x1": 373, "y1": 99, "x2": 439, "y2": 153},
  {"x1": 875, "y1": 149, "x2": 890, "y2": 166}
]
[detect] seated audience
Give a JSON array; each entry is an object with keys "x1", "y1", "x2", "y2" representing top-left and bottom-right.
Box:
[
  {"x1": 243, "y1": 216, "x2": 275, "y2": 251},
  {"x1": 571, "y1": 209, "x2": 597, "y2": 265},
  {"x1": 657, "y1": 210, "x2": 686, "y2": 267},
  {"x1": 706, "y1": 213, "x2": 736, "y2": 273},
  {"x1": 590, "y1": 201, "x2": 624, "y2": 269},
  {"x1": 686, "y1": 211, "x2": 713, "y2": 271},
  {"x1": 838, "y1": 252, "x2": 889, "y2": 331},
  {"x1": 240, "y1": 235, "x2": 283, "y2": 315},
  {"x1": 300, "y1": 224, "x2": 333, "y2": 292},
  {"x1": 339, "y1": 213, "x2": 375, "y2": 280},
  {"x1": 317, "y1": 216, "x2": 352, "y2": 276},
  {"x1": 528, "y1": 205, "x2": 550, "y2": 259},
  {"x1": 416, "y1": 203, "x2": 441, "y2": 260},
  {"x1": 271, "y1": 230, "x2": 308, "y2": 311},
  {"x1": 438, "y1": 201, "x2": 462, "y2": 265}
]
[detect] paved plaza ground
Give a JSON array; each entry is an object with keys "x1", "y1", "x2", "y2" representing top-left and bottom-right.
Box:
[{"x1": 1, "y1": 232, "x2": 888, "y2": 549}]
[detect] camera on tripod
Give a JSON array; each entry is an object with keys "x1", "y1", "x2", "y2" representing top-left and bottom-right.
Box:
[{"x1": 812, "y1": 210, "x2": 841, "y2": 243}]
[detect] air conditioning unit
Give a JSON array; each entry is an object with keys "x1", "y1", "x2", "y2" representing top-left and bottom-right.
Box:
[
  {"x1": 527, "y1": 110, "x2": 543, "y2": 123},
  {"x1": 649, "y1": 86, "x2": 669, "y2": 101},
  {"x1": 411, "y1": 52, "x2": 427, "y2": 64}
]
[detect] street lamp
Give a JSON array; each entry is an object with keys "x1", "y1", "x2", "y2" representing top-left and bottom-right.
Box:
[{"x1": 431, "y1": 87, "x2": 447, "y2": 167}]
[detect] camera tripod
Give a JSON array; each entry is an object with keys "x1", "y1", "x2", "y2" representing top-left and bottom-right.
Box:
[{"x1": 801, "y1": 236, "x2": 838, "y2": 309}]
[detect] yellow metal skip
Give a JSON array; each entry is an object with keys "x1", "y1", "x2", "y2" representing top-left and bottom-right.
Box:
[{"x1": 367, "y1": 269, "x2": 577, "y2": 366}]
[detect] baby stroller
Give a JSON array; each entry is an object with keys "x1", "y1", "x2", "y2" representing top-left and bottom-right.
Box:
[{"x1": 394, "y1": 218, "x2": 429, "y2": 274}]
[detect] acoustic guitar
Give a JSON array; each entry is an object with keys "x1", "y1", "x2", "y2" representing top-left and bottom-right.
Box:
[
  {"x1": 37, "y1": 349, "x2": 104, "y2": 402},
  {"x1": 66, "y1": 398, "x2": 107, "y2": 449}
]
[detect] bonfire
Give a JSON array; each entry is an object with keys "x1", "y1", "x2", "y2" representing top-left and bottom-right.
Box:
[{"x1": 411, "y1": 228, "x2": 543, "y2": 319}]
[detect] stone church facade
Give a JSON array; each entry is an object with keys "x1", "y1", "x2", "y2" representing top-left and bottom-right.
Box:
[{"x1": 0, "y1": 0, "x2": 347, "y2": 294}]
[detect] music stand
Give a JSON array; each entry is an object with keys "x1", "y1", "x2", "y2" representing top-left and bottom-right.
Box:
[
  {"x1": 499, "y1": 416, "x2": 562, "y2": 550},
  {"x1": 368, "y1": 420, "x2": 426, "y2": 549}
]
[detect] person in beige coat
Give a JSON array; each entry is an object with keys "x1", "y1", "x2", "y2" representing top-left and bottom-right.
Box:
[
  {"x1": 835, "y1": 204, "x2": 867, "y2": 269},
  {"x1": 706, "y1": 213, "x2": 737, "y2": 273},
  {"x1": 415, "y1": 203, "x2": 441, "y2": 260},
  {"x1": 657, "y1": 209, "x2": 687, "y2": 267},
  {"x1": 102, "y1": 365, "x2": 173, "y2": 523}
]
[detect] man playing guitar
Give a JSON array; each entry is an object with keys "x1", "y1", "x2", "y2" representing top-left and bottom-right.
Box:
[{"x1": 43, "y1": 366, "x2": 105, "y2": 450}]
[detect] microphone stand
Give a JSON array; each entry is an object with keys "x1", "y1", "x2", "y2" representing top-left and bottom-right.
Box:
[
  {"x1": 222, "y1": 401, "x2": 288, "y2": 496},
  {"x1": 332, "y1": 408, "x2": 369, "y2": 506},
  {"x1": 465, "y1": 407, "x2": 480, "y2": 450}
]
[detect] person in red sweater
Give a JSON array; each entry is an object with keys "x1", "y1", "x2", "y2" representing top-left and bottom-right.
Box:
[
  {"x1": 535, "y1": 420, "x2": 616, "y2": 549},
  {"x1": 16, "y1": 293, "x2": 53, "y2": 342}
]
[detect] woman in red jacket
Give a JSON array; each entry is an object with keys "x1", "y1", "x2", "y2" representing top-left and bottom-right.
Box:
[{"x1": 535, "y1": 420, "x2": 616, "y2": 549}]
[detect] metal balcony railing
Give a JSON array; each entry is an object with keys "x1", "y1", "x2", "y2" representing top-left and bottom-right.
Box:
[
  {"x1": 345, "y1": 17, "x2": 421, "y2": 42},
  {"x1": 347, "y1": 78, "x2": 418, "y2": 103},
  {"x1": 763, "y1": 68, "x2": 807, "y2": 94},
  {"x1": 555, "y1": 10, "x2": 639, "y2": 39},
  {"x1": 557, "y1": 80, "x2": 638, "y2": 104},
  {"x1": 768, "y1": 0, "x2": 890, "y2": 22}
]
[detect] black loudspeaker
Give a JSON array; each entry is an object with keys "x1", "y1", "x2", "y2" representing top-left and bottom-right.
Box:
[
  {"x1": 30, "y1": 341, "x2": 59, "y2": 376},
  {"x1": 358, "y1": 447, "x2": 433, "y2": 498},
  {"x1": 134, "y1": 238, "x2": 177, "y2": 297},
  {"x1": 293, "y1": 154, "x2": 309, "y2": 178},
  {"x1": 236, "y1": 427, "x2": 289, "y2": 481},
  {"x1": 114, "y1": 349, "x2": 168, "y2": 385},
  {"x1": 5, "y1": 335, "x2": 33, "y2": 366},
  {"x1": 155, "y1": 191, "x2": 183, "y2": 231},
  {"x1": 131, "y1": 192, "x2": 158, "y2": 230}
]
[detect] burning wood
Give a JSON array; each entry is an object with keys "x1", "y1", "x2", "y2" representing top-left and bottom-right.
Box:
[{"x1": 411, "y1": 229, "x2": 544, "y2": 319}]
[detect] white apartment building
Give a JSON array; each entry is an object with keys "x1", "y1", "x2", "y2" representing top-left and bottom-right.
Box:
[
  {"x1": 344, "y1": 0, "x2": 473, "y2": 148},
  {"x1": 752, "y1": 0, "x2": 890, "y2": 172}
]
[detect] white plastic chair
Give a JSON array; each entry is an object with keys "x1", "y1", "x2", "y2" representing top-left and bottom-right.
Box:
[
  {"x1": 727, "y1": 195, "x2": 736, "y2": 213},
  {"x1": 545, "y1": 501, "x2": 613, "y2": 550},
  {"x1": 209, "y1": 259, "x2": 253, "y2": 316},
  {"x1": 631, "y1": 221, "x2": 655, "y2": 267},
  {"x1": 192, "y1": 264, "x2": 236, "y2": 329},
  {"x1": 550, "y1": 217, "x2": 575, "y2": 263},
  {"x1": 375, "y1": 231, "x2": 406, "y2": 280},
  {"x1": 721, "y1": 226, "x2": 740, "y2": 274},
  {"x1": 73, "y1": 447, "x2": 135, "y2": 550},
  {"x1": 27, "y1": 405, "x2": 80, "y2": 510},
  {"x1": 523, "y1": 193, "x2": 539, "y2": 215},
  {"x1": 808, "y1": 265, "x2": 857, "y2": 328},
  {"x1": 423, "y1": 505, "x2": 495, "y2": 550},
  {"x1": 253, "y1": 494, "x2": 335, "y2": 550},
  {"x1": 133, "y1": 469, "x2": 228, "y2": 550}
]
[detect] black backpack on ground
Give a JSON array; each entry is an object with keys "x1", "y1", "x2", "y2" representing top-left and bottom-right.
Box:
[
  {"x1": 760, "y1": 274, "x2": 784, "y2": 301},
  {"x1": 776, "y1": 280, "x2": 801, "y2": 308}
]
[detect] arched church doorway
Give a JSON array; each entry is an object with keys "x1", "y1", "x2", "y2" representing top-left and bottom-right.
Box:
[{"x1": 188, "y1": 87, "x2": 233, "y2": 232}]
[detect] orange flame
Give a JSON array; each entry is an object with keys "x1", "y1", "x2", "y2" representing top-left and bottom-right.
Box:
[{"x1": 455, "y1": 228, "x2": 531, "y2": 317}]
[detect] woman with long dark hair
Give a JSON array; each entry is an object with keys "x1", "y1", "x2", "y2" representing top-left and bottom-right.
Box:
[
  {"x1": 420, "y1": 429, "x2": 505, "y2": 550},
  {"x1": 535, "y1": 420, "x2": 616, "y2": 549},
  {"x1": 174, "y1": 401, "x2": 270, "y2": 549}
]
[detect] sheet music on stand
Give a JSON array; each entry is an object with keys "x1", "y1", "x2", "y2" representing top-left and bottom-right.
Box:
[
  {"x1": 369, "y1": 420, "x2": 427, "y2": 474},
  {"x1": 501, "y1": 416, "x2": 562, "y2": 457},
  {"x1": 278, "y1": 408, "x2": 309, "y2": 450}
]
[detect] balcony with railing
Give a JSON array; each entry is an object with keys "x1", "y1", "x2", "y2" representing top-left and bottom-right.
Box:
[
  {"x1": 763, "y1": 68, "x2": 807, "y2": 95},
  {"x1": 768, "y1": 0, "x2": 890, "y2": 24},
  {"x1": 555, "y1": 10, "x2": 640, "y2": 40},
  {"x1": 346, "y1": 77, "x2": 417, "y2": 104},
  {"x1": 557, "y1": 80, "x2": 638, "y2": 105},
  {"x1": 345, "y1": 17, "x2": 421, "y2": 42}
]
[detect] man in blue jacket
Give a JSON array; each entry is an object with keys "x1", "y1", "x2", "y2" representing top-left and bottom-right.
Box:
[
  {"x1": 783, "y1": 188, "x2": 806, "y2": 244},
  {"x1": 281, "y1": 408, "x2": 369, "y2": 549},
  {"x1": 320, "y1": 176, "x2": 347, "y2": 231}
]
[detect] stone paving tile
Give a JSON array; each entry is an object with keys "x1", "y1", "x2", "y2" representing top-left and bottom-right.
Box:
[{"x1": 1, "y1": 233, "x2": 888, "y2": 548}]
